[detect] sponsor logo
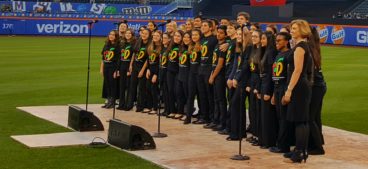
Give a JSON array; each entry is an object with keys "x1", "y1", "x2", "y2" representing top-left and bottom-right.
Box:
[
  {"x1": 316, "y1": 25, "x2": 328, "y2": 43},
  {"x1": 36, "y1": 22, "x2": 88, "y2": 34},
  {"x1": 2, "y1": 23, "x2": 13, "y2": 29},
  {"x1": 357, "y1": 31, "x2": 368, "y2": 44},
  {"x1": 331, "y1": 26, "x2": 345, "y2": 45},
  {"x1": 122, "y1": 6, "x2": 152, "y2": 15}
]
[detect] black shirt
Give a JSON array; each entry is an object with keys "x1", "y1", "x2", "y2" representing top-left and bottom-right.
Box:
[
  {"x1": 200, "y1": 35, "x2": 218, "y2": 74},
  {"x1": 287, "y1": 41, "x2": 313, "y2": 85},
  {"x1": 189, "y1": 50, "x2": 201, "y2": 74},
  {"x1": 167, "y1": 44, "x2": 180, "y2": 73},
  {"x1": 272, "y1": 50, "x2": 291, "y2": 83},
  {"x1": 120, "y1": 42, "x2": 133, "y2": 62},
  {"x1": 178, "y1": 47, "x2": 190, "y2": 81},
  {"x1": 101, "y1": 42, "x2": 120, "y2": 70},
  {"x1": 148, "y1": 49, "x2": 160, "y2": 75},
  {"x1": 134, "y1": 43, "x2": 148, "y2": 66},
  {"x1": 225, "y1": 39, "x2": 236, "y2": 79},
  {"x1": 212, "y1": 43, "x2": 226, "y2": 74}
]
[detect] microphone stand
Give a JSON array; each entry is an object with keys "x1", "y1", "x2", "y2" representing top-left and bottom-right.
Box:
[
  {"x1": 231, "y1": 83, "x2": 250, "y2": 160},
  {"x1": 85, "y1": 21, "x2": 94, "y2": 112},
  {"x1": 152, "y1": 23, "x2": 168, "y2": 138}
]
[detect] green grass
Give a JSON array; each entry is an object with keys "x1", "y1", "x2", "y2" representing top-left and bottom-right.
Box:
[
  {"x1": 0, "y1": 36, "x2": 160, "y2": 169},
  {"x1": 0, "y1": 36, "x2": 367, "y2": 168}
]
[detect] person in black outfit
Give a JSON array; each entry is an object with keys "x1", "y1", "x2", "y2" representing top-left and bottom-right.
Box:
[
  {"x1": 125, "y1": 28, "x2": 151, "y2": 112},
  {"x1": 218, "y1": 21, "x2": 238, "y2": 135},
  {"x1": 100, "y1": 30, "x2": 121, "y2": 109},
  {"x1": 197, "y1": 20, "x2": 218, "y2": 127},
  {"x1": 175, "y1": 32, "x2": 191, "y2": 121},
  {"x1": 210, "y1": 25, "x2": 227, "y2": 131},
  {"x1": 184, "y1": 29, "x2": 202, "y2": 124},
  {"x1": 117, "y1": 28, "x2": 136, "y2": 110},
  {"x1": 159, "y1": 32, "x2": 171, "y2": 116},
  {"x1": 166, "y1": 30, "x2": 184, "y2": 119},
  {"x1": 247, "y1": 29, "x2": 264, "y2": 146},
  {"x1": 307, "y1": 27, "x2": 326, "y2": 155},
  {"x1": 269, "y1": 32, "x2": 293, "y2": 154},
  {"x1": 146, "y1": 30, "x2": 162, "y2": 114},
  {"x1": 259, "y1": 31, "x2": 278, "y2": 149},
  {"x1": 283, "y1": 20, "x2": 314, "y2": 163},
  {"x1": 227, "y1": 26, "x2": 252, "y2": 140}
]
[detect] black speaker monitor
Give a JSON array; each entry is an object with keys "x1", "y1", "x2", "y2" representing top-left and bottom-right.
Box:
[
  {"x1": 68, "y1": 105, "x2": 104, "y2": 131},
  {"x1": 108, "y1": 119, "x2": 156, "y2": 150}
]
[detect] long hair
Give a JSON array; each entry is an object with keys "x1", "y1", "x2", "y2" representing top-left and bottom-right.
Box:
[
  {"x1": 188, "y1": 29, "x2": 201, "y2": 54},
  {"x1": 309, "y1": 26, "x2": 322, "y2": 69},
  {"x1": 249, "y1": 29, "x2": 263, "y2": 66},
  {"x1": 105, "y1": 30, "x2": 119, "y2": 47},
  {"x1": 182, "y1": 31, "x2": 192, "y2": 52},
  {"x1": 135, "y1": 28, "x2": 152, "y2": 52},
  {"x1": 166, "y1": 30, "x2": 184, "y2": 54},
  {"x1": 260, "y1": 31, "x2": 276, "y2": 72},
  {"x1": 148, "y1": 30, "x2": 163, "y2": 56},
  {"x1": 121, "y1": 28, "x2": 136, "y2": 48}
]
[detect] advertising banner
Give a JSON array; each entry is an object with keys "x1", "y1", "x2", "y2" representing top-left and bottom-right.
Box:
[{"x1": 250, "y1": 0, "x2": 287, "y2": 6}]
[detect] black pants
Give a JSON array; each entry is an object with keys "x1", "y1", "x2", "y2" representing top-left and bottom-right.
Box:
[
  {"x1": 309, "y1": 85, "x2": 326, "y2": 150},
  {"x1": 197, "y1": 72, "x2": 214, "y2": 122},
  {"x1": 126, "y1": 65, "x2": 147, "y2": 109},
  {"x1": 186, "y1": 72, "x2": 200, "y2": 120},
  {"x1": 176, "y1": 78, "x2": 188, "y2": 115},
  {"x1": 118, "y1": 63, "x2": 130, "y2": 108},
  {"x1": 229, "y1": 86, "x2": 246, "y2": 139},
  {"x1": 103, "y1": 64, "x2": 118, "y2": 100},
  {"x1": 166, "y1": 70, "x2": 177, "y2": 114},
  {"x1": 274, "y1": 84, "x2": 292, "y2": 151},
  {"x1": 293, "y1": 122, "x2": 310, "y2": 151},
  {"x1": 226, "y1": 87, "x2": 235, "y2": 131},
  {"x1": 146, "y1": 76, "x2": 159, "y2": 110},
  {"x1": 249, "y1": 90, "x2": 261, "y2": 138},
  {"x1": 160, "y1": 69, "x2": 170, "y2": 114},
  {"x1": 260, "y1": 95, "x2": 277, "y2": 147},
  {"x1": 213, "y1": 73, "x2": 227, "y2": 126}
]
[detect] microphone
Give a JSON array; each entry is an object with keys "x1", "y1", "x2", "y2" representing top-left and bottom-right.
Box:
[{"x1": 88, "y1": 20, "x2": 98, "y2": 24}]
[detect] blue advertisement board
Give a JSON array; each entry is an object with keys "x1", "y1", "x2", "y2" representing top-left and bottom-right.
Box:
[
  {"x1": 260, "y1": 23, "x2": 368, "y2": 47},
  {"x1": 0, "y1": 1, "x2": 165, "y2": 15},
  {"x1": 0, "y1": 17, "x2": 186, "y2": 36}
]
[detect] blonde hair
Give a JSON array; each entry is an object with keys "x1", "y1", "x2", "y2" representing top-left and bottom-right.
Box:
[{"x1": 291, "y1": 19, "x2": 312, "y2": 39}]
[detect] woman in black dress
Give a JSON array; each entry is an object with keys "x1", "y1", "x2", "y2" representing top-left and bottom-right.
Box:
[{"x1": 283, "y1": 19, "x2": 313, "y2": 163}]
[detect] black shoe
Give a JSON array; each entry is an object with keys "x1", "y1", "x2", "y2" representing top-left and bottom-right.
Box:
[
  {"x1": 283, "y1": 151, "x2": 294, "y2": 158},
  {"x1": 308, "y1": 148, "x2": 325, "y2": 155},
  {"x1": 288, "y1": 150, "x2": 308, "y2": 163},
  {"x1": 218, "y1": 129, "x2": 229, "y2": 135},
  {"x1": 183, "y1": 118, "x2": 191, "y2": 125},
  {"x1": 269, "y1": 147, "x2": 289, "y2": 153},
  {"x1": 203, "y1": 123, "x2": 216, "y2": 129},
  {"x1": 123, "y1": 106, "x2": 133, "y2": 111},
  {"x1": 116, "y1": 106, "x2": 124, "y2": 110},
  {"x1": 251, "y1": 141, "x2": 259, "y2": 146},
  {"x1": 212, "y1": 125, "x2": 223, "y2": 131},
  {"x1": 135, "y1": 108, "x2": 143, "y2": 112},
  {"x1": 192, "y1": 119, "x2": 206, "y2": 124},
  {"x1": 260, "y1": 146, "x2": 269, "y2": 149},
  {"x1": 101, "y1": 104, "x2": 108, "y2": 108},
  {"x1": 226, "y1": 136, "x2": 239, "y2": 141}
]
